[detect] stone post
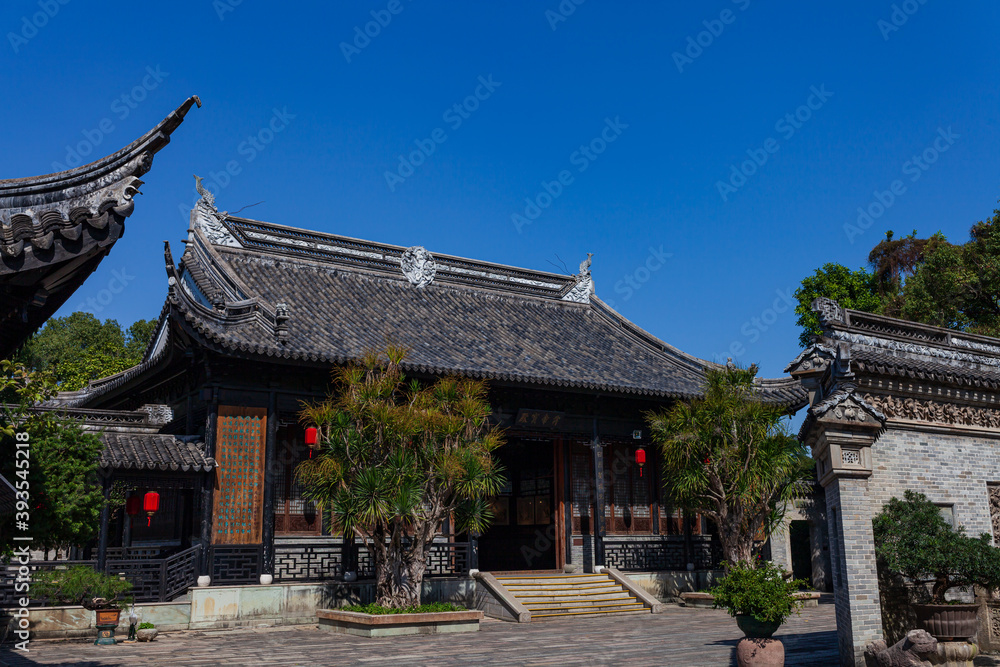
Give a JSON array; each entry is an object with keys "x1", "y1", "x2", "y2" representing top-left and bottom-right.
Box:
[{"x1": 807, "y1": 387, "x2": 885, "y2": 666}]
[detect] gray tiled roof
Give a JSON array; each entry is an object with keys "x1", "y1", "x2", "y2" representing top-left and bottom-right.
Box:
[
  {"x1": 100, "y1": 433, "x2": 215, "y2": 473},
  {"x1": 158, "y1": 214, "x2": 806, "y2": 405}
]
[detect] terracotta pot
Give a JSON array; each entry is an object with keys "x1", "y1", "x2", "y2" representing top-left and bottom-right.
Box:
[
  {"x1": 93, "y1": 608, "x2": 121, "y2": 646},
  {"x1": 94, "y1": 608, "x2": 121, "y2": 626},
  {"x1": 737, "y1": 638, "x2": 785, "y2": 667},
  {"x1": 736, "y1": 615, "x2": 782, "y2": 639},
  {"x1": 913, "y1": 603, "x2": 979, "y2": 641}
]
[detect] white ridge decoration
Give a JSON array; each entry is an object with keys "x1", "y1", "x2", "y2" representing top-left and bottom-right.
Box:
[{"x1": 400, "y1": 246, "x2": 437, "y2": 288}]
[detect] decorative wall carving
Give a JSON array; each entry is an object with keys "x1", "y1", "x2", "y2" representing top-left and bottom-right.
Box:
[
  {"x1": 989, "y1": 485, "x2": 1000, "y2": 545},
  {"x1": 864, "y1": 393, "x2": 1000, "y2": 428},
  {"x1": 400, "y1": 246, "x2": 437, "y2": 288},
  {"x1": 812, "y1": 297, "x2": 844, "y2": 325}
]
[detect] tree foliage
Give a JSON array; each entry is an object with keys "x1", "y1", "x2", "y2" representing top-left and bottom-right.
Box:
[
  {"x1": 0, "y1": 361, "x2": 104, "y2": 553},
  {"x1": 873, "y1": 490, "x2": 1000, "y2": 604},
  {"x1": 295, "y1": 346, "x2": 505, "y2": 608},
  {"x1": 646, "y1": 364, "x2": 810, "y2": 566},
  {"x1": 795, "y1": 203, "x2": 1000, "y2": 345},
  {"x1": 793, "y1": 263, "x2": 883, "y2": 347},
  {"x1": 16, "y1": 313, "x2": 157, "y2": 390}
]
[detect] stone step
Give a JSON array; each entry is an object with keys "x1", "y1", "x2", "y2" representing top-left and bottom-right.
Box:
[
  {"x1": 530, "y1": 607, "x2": 651, "y2": 620},
  {"x1": 514, "y1": 592, "x2": 635, "y2": 604},
  {"x1": 522, "y1": 597, "x2": 639, "y2": 611},
  {"x1": 494, "y1": 576, "x2": 609, "y2": 586},
  {"x1": 504, "y1": 582, "x2": 621, "y2": 592}
]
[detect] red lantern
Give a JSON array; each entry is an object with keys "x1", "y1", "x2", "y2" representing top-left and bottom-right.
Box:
[
  {"x1": 143, "y1": 491, "x2": 160, "y2": 527},
  {"x1": 305, "y1": 426, "x2": 319, "y2": 458},
  {"x1": 125, "y1": 496, "x2": 141, "y2": 517},
  {"x1": 635, "y1": 447, "x2": 646, "y2": 477}
]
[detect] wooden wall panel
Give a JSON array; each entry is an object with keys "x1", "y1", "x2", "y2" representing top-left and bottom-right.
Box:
[{"x1": 211, "y1": 406, "x2": 267, "y2": 545}]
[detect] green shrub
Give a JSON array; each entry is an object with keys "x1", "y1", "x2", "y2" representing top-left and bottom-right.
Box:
[
  {"x1": 32, "y1": 566, "x2": 132, "y2": 610},
  {"x1": 873, "y1": 490, "x2": 1000, "y2": 603},
  {"x1": 342, "y1": 602, "x2": 465, "y2": 615},
  {"x1": 138, "y1": 622, "x2": 155, "y2": 630},
  {"x1": 710, "y1": 560, "x2": 806, "y2": 624}
]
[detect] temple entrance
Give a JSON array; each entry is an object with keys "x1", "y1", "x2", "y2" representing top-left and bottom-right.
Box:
[{"x1": 478, "y1": 439, "x2": 557, "y2": 571}]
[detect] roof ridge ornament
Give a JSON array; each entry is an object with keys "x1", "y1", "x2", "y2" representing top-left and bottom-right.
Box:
[
  {"x1": 189, "y1": 175, "x2": 239, "y2": 248},
  {"x1": 561, "y1": 252, "x2": 594, "y2": 303},
  {"x1": 400, "y1": 246, "x2": 437, "y2": 288}
]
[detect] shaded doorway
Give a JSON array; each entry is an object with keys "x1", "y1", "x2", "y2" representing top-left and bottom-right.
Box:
[
  {"x1": 789, "y1": 520, "x2": 813, "y2": 585},
  {"x1": 478, "y1": 439, "x2": 556, "y2": 571}
]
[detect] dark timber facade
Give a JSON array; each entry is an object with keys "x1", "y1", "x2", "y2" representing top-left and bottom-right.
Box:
[{"x1": 46, "y1": 185, "x2": 805, "y2": 587}]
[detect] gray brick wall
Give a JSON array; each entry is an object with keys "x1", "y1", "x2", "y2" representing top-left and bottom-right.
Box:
[{"x1": 868, "y1": 426, "x2": 998, "y2": 541}]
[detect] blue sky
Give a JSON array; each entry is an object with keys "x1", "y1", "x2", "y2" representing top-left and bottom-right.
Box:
[{"x1": 3, "y1": 0, "x2": 999, "y2": 387}]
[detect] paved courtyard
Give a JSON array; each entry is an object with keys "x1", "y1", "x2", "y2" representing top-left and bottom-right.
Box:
[
  {"x1": 0, "y1": 601, "x2": 842, "y2": 667},
  {"x1": 2, "y1": 598, "x2": 998, "y2": 667}
]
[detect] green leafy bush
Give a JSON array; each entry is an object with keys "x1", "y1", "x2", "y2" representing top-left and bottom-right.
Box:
[
  {"x1": 342, "y1": 602, "x2": 465, "y2": 615},
  {"x1": 32, "y1": 566, "x2": 132, "y2": 610},
  {"x1": 711, "y1": 560, "x2": 806, "y2": 624},
  {"x1": 873, "y1": 490, "x2": 1000, "y2": 603},
  {"x1": 138, "y1": 622, "x2": 155, "y2": 630}
]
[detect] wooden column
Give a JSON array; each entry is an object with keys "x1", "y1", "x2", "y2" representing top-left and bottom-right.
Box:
[
  {"x1": 553, "y1": 437, "x2": 565, "y2": 570},
  {"x1": 199, "y1": 389, "x2": 218, "y2": 574},
  {"x1": 262, "y1": 390, "x2": 278, "y2": 575},
  {"x1": 561, "y1": 436, "x2": 573, "y2": 568},
  {"x1": 590, "y1": 418, "x2": 606, "y2": 568}
]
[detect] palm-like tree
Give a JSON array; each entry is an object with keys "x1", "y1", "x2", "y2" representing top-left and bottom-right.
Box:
[
  {"x1": 296, "y1": 346, "x2": 504, "y2": 608},
  {"x1": 646, "y1": 363, "x2": 809, "y2": 566}
]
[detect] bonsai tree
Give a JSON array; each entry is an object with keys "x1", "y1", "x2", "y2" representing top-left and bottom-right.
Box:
[
  {"x1": 295, "y1": 346, "x2": 505, "y2": 608},
  {"x1": 33, "y1": 565, "x2": 132, "y2": 610},
  {"x1": 873, "y1": 490, "x2": 1000, "y2": 604},
  {"x1": 711, "y1": 560, "x2": 806, "y2": 627},
  {"x1": 646, "y1": 363, "x2": 810, "y2": 565}
]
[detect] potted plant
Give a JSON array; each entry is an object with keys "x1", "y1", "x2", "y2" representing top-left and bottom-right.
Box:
[
  {"x1": 136, "y1": 622, "x2": 158, "y2": 642},
  {"x1": 33, "y1": 565, "x2": 133, "y2": 645},
  {"x1": 711, "y1": 560, "x2": 806, "y2": 667},
  {"x1": 874, "y1": 490, "x2": 1000, "y2": 642}
]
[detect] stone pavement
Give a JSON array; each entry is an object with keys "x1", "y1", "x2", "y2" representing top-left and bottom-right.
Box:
[{"x1": 0, "y1": 598, "x2": 994, "y2": 667}]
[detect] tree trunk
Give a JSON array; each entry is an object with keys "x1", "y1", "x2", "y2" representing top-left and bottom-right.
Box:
[
  {"x1": 717, "y1": 515, "x2": 754, "y2": 567},
  {"x1": 374, "y1": 539, "x2": 427, "y2": 608}
]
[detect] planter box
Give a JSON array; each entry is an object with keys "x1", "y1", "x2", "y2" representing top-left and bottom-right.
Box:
[{"x1": 317, "y1": 609, "x2": 483, "y2": 637}]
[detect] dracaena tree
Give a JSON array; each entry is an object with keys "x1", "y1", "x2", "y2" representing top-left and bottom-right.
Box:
[
  {"x1": 295, "y1": 346, "x2": 504, "y2": 608},
  {"x1": 646, "y1": 363, "x2": 810, "y2": 566}
]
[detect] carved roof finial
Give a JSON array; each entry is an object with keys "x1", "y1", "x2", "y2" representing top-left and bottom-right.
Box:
[
  {"x1": 194, "y1": 175, "x2": 216, "y2": 211},
  {"x1": 562, "y1": 253, "x2": 594, "y2": 304},
  {"x1": 579, "y1": 252, "x2": 593, "y2": 277},
  {"x1": 401, "y1": 246, "x2": 437, "y2": 288}
]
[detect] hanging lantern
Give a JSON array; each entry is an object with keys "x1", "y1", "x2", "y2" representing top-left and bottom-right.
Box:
[
  {"x1": 143, "y1": 491, "x2": 160, "y2": 527},
  {"x1": 305, "y1": 426, "x2": 319, "y2": 458},
  {"x1": 635, "y1": 447, "x2": 646, "y2": 477},
  {"x1": 125, "y1": 495, "x2": 141, "y2": 517}
]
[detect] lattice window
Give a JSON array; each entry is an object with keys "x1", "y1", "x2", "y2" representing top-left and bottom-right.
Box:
[
  {"x1": 212, "y1": 406, "x2": 267, "y2": 545},
  {"x1": 605, "y1": 444, "x2": 653, "y2": 534}
]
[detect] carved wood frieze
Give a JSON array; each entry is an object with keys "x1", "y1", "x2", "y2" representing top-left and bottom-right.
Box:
[{"x1": 864, "y1": 392, "x2": 1000, "y2": 428}]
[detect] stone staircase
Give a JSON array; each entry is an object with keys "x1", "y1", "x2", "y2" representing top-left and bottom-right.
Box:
[{"x1": 492, "y1": 572, "x2": 651, "y2": 620}]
